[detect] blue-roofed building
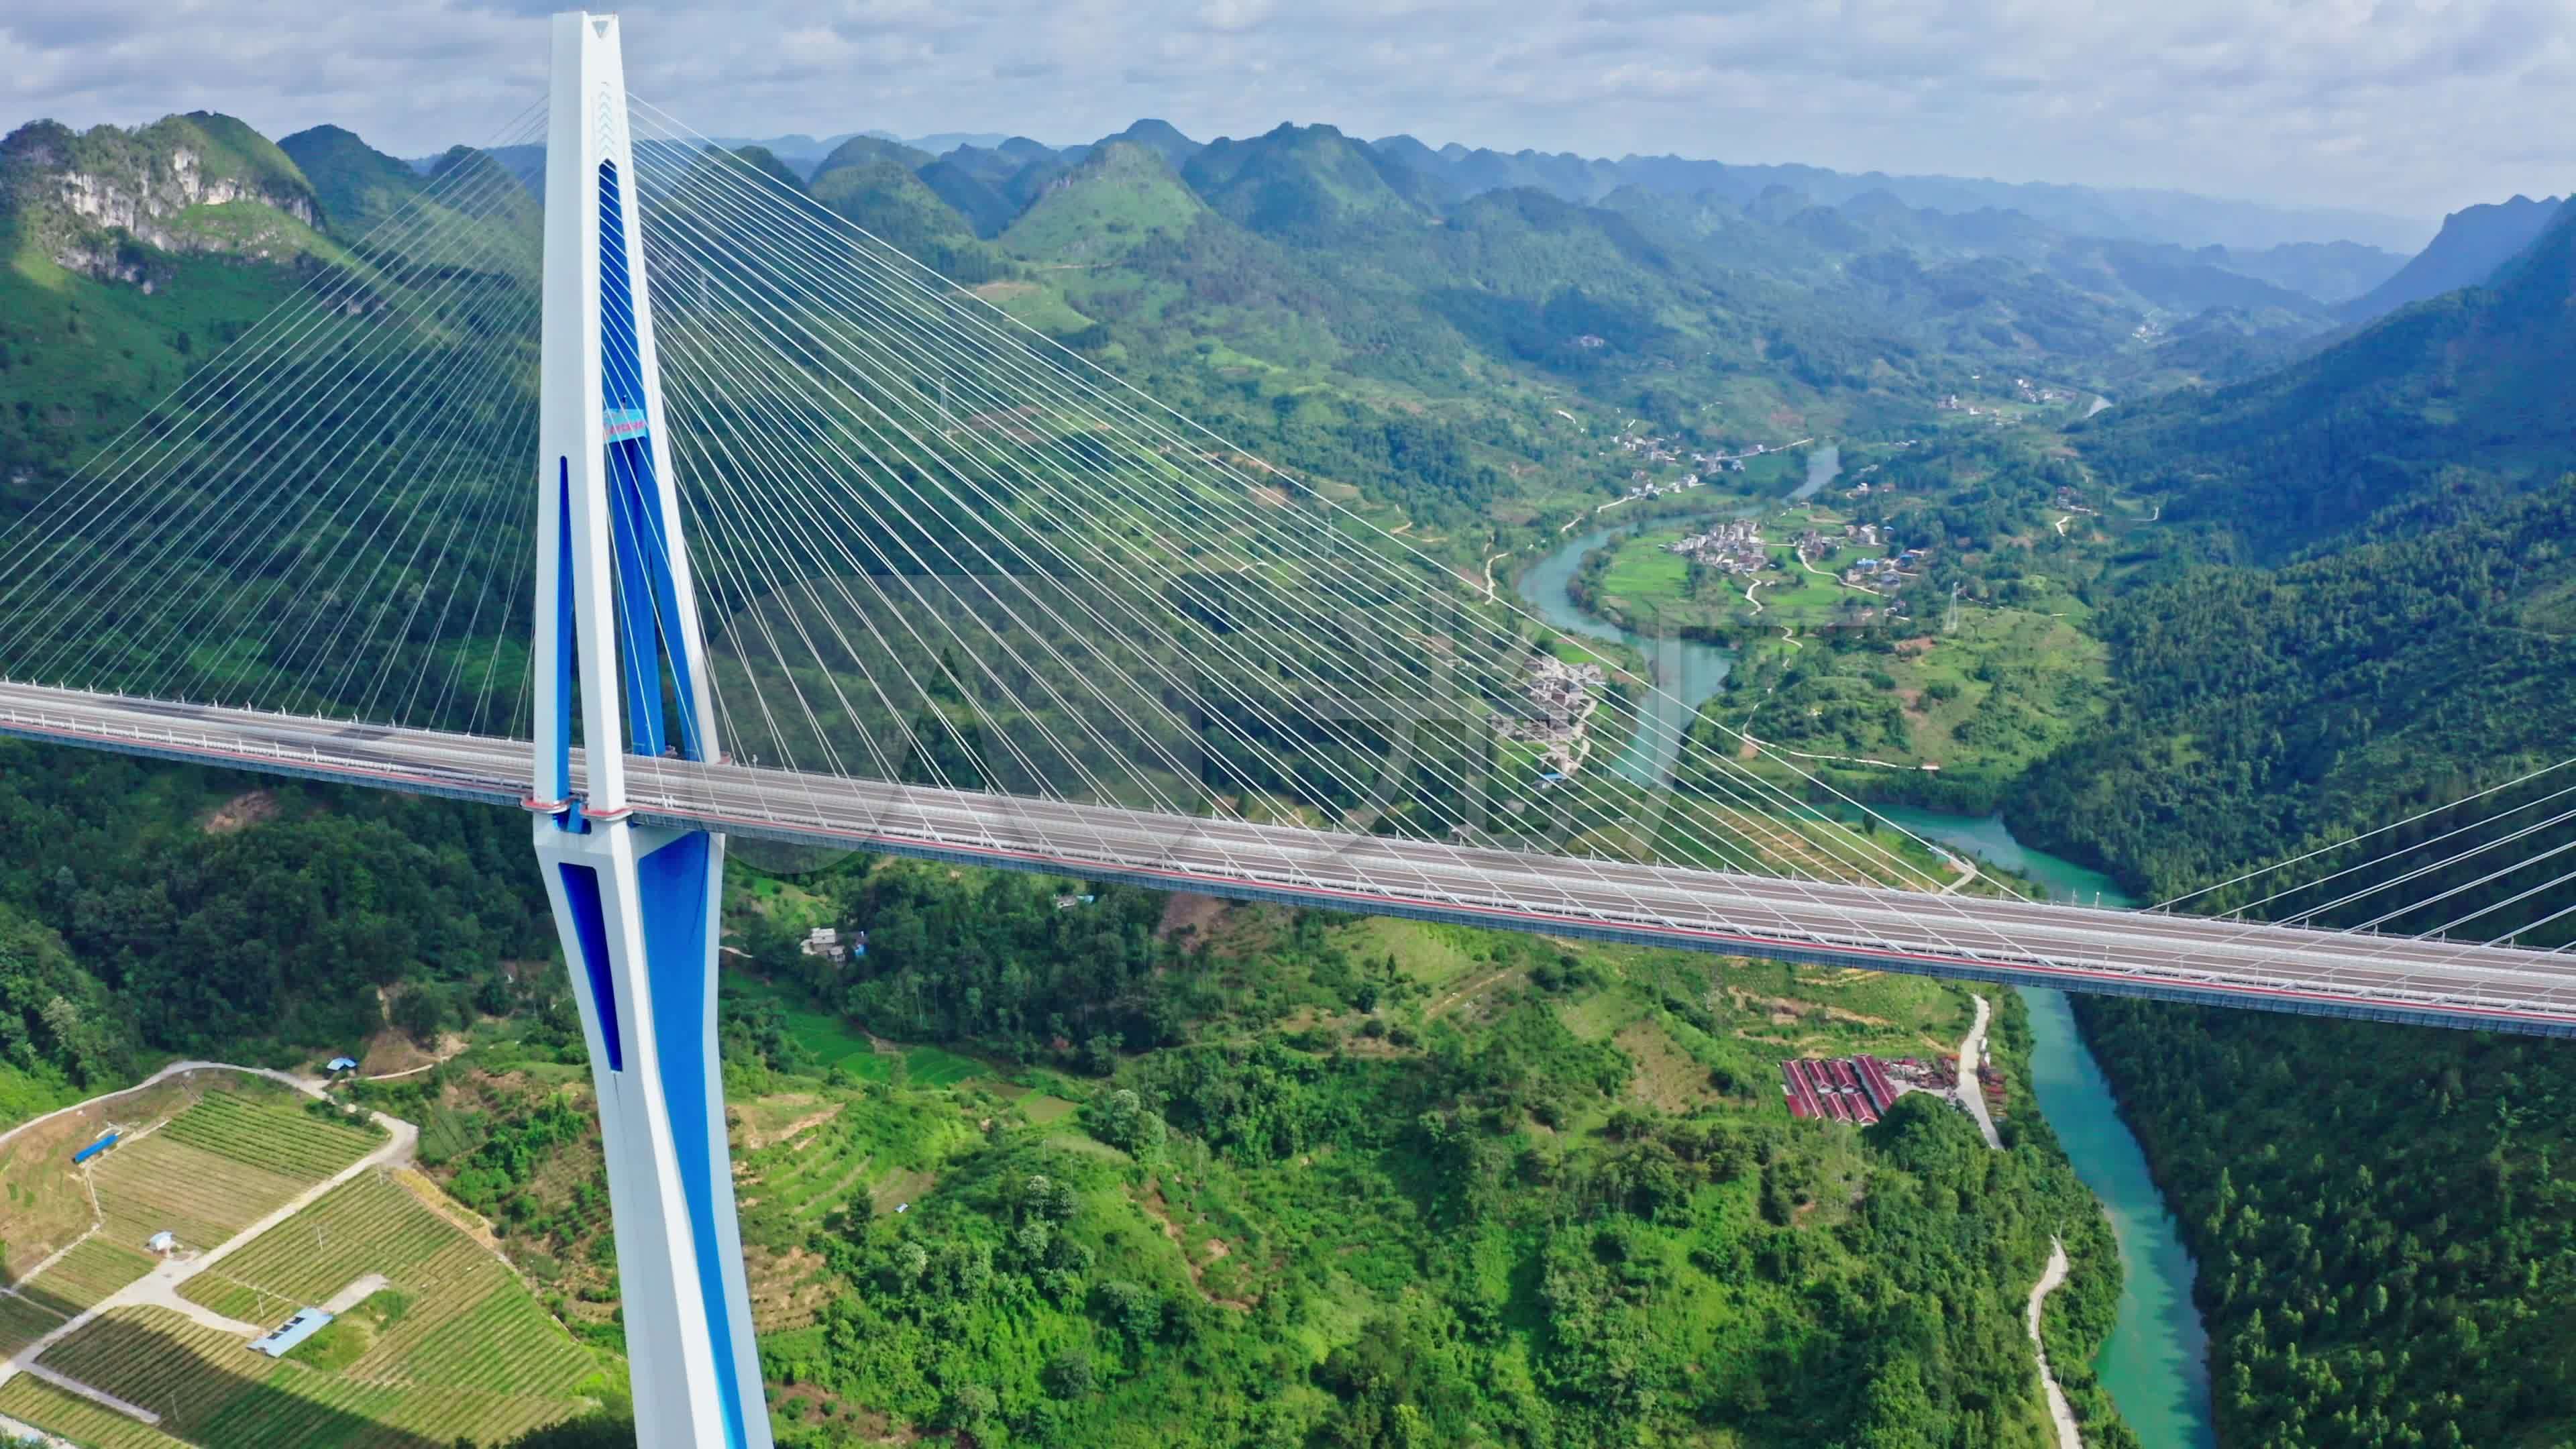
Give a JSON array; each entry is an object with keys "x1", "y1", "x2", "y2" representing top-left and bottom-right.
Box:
[
  {"x1": 71, "y1": 1131, "x2": 119, "y2": 1165},
  {"x1": 251, "y1": 1308, "x2": 335, "y2": 1358},
  {"x1": 326, "y1": 1057, "x2": 360, "y2": 1074}
]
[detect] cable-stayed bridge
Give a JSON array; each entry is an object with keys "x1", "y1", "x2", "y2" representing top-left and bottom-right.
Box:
[
  {"x1": 5, "y1": 11, "x2": 2575, "y2": 1443},
  {"x1": 9, "y1": 679, "x2": 2576, "y2": 1038}
]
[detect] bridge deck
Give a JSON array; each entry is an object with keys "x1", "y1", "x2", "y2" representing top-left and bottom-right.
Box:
[{"x1": 7, "y1": 680, "x2": 2575, "y2": 1037}]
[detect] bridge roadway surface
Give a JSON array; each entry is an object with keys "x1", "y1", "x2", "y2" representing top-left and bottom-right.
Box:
[{"x1": 8, "y1": 680, "x2": 2576, "y2": 1037}]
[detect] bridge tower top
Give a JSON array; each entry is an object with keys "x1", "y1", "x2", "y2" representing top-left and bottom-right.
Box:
[{"x1": 533, "y1": 9, "x2": 721, "y2": 818}]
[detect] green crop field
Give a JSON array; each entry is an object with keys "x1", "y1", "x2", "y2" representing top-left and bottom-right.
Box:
[
  {"x1": 0, "y1": 1290, "x2": 68, "y2": 1356},
  {"x1": 157, "y1": 1091, "x2": 379, "y2": 1179},
  {"x1": 180, "y1": 1175, "x2": 458, "y2": 1320},
  {"x1": 40, "y1": 1306, "x2": 253, "y2": 1425},
  {"x1": 32, "y1": 1236, "x2": 157, "y2": 1313},
  {"x1": 0, "y1": 1374, "x2": 193, "y2": 1448},
  {"x1": 89, "y1": 1134, "x2": 315, "y2": 1254},
  {"x1": 11, "y1": 1170, "x2": 608, "y2": 1448},
  {"x1": 81, "y1": 1089, "x2": 381, "y2": 1258}
]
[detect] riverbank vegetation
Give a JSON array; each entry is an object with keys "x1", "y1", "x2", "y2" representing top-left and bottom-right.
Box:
[{"x1": 2076, "y1": 998, "x2": 2576, "y2": 1448}]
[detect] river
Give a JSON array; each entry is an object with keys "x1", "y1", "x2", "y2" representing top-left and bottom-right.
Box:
[
  {"x1": 1515, "y1": 521, "x2": 1738, "y2": 788},
  {"x1": 1874, "y1": 810, "x2": 2216, "y2": 1449},
  {"x1": 1517, "y1": 521, "x2": 2215, "y2": 1448}
]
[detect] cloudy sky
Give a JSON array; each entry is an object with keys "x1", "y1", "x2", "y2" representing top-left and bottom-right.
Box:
[{"x1": 6, "y1": 0, "x2": 2571, "y2": 227}]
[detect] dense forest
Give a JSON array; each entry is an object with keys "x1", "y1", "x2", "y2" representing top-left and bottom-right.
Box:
[
  {"x1": 2077, "y1": 998, "x2": 2576, "y2": 1448},
  {"x1": 496, "y1": 863, "x2": 2134, "y2": 1448},
  {"x1": 2014, "y1": 477, "x2": 2576, "y2": 913},
  {"x1": 0, "y1": 742, "x2": 551, "y2": 1115}
]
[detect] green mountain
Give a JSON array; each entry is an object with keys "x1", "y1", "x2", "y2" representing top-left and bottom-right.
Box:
[
  {"x1": 0, "y1": 113, "x2": 341, "y2": 478},
  {"x1": 2078, "y1": 203, "x2": 2576, "y2": 557},
  {"x1": 2342, "y1": 192, "x2": 2567, "y2": 323},
  {"x1": 278, "y1": 123, "x2": 427, "y2": 236},
  {"x1": 917, "y1": 154, "x2": 1017, "y2": 237},
  {"x1": 729, "y1": 143, "x2": 810, "y2": 193},
  {"x1": 809, "y1": 137, "x2": 1006, "y2": 281},
  {"x1": 1000, "y1": 140, "x2": 1208, "y2": 263},
  {"x1": 1099, "y1": 117, "x2": 1200, "y2": 172},
  {"x1": 812, "y1": 133, "x2": 933, "y2": 174},
  {"x1": 2217, "y1": 238, "x2": 2404, "y2": 305},
  {"x1": 1181, "y1": 123, "x2": 1435, "y2": 241},
  {"x1": 1373, "y1": 138, "x2": 2428, "y2": 252}
]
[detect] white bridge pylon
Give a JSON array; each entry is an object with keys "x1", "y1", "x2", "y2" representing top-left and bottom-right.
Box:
[{"x1": 527, "y1": 13, "x2": 769, "y2": 1448}]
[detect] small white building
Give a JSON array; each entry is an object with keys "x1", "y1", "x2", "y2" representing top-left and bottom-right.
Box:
[
  {"x1": 146, "y1": 1231, "x2": 177, "y2": 1256},
  {"x1": 252, "y1": 1308, "x2": 334, "y2": 1358}
]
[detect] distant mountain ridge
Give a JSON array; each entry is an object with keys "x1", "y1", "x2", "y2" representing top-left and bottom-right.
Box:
[
  {"x1": 2341, "y1": 193, "x2": 2570, "y2": 323},
  {"x1": 2078, "y1": 200, "x2": 2576, "y2": 556},
  {"x1": 1366, "y1": 136, "x2": 2430, "y2": 254}
]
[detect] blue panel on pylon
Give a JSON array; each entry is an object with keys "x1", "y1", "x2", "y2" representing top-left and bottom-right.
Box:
[
  {"x1": 596, "y1": 158, "x2": 703, "y2": 765},
  {"x1": 557, "y1": 863, "x2": 623, "y2": 1072},
  {"x1": 637, "y1": 831, "x2": 748, "y2": 1449},
  {"x1": 553, "y1": 460, "x2": 578, "y2": 814}
]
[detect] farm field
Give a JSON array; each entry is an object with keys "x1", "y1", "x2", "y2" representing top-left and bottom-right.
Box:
[
  {"x1": 6, "y1": 1142, "x2": 607, "y2": 1446},
  {"x1": 0, "y1": 1075, "x2": 388, "y2": 1366},
  {"x1": 0, "y1": 1374, "x2": 195, "y2": 1448},
  {"x1": 87, "y1": 1087, "x2": 383, "y2": 1255},
  {"x1": 0, "y1": 1291, "x2": 68, "y2": 1356},
  {"x1": 30, "y1": 1236, "x2": 158, "y2": 1314}
]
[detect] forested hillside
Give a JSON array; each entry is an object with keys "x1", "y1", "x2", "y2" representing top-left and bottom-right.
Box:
[
  {"x1": 2074, "y1": 203, "x2": 2576, "y2": 559},
  {"x1": 2077, "y1": 998, "x2": 2576, "y2": 1448},
  {"x1": 438, "y1": 852, "x2": 2131, "y2": 1448},
  {"x1": 2014, "y1": 479, "x2": 2576, "y2": 908}
]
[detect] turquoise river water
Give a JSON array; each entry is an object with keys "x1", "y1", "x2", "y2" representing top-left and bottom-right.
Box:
[{"x1": 1518, "y1": 522, "x2": 2216, "y2": 1448}]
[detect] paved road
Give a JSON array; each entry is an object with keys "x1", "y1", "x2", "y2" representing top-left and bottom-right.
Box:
[
  {"x1": 1954, "y1": 994, "x2": 2003, "y2": 1150},
  {"x1": 2027, "y1": 1237, "x2": 2082, "y2": 1449},
  {"x1": 9, "y1": 680, "x2": 2576, "y2": 1036}
]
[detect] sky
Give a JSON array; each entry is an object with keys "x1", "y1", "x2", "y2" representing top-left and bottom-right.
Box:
[{"x1": 4, "y1": 0, "x2": 2571, "y2": 227}]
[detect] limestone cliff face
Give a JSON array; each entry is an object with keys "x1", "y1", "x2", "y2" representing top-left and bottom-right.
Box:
[
  {"x1": 2, "y1": 112, "x2": 323, "y2": 286},
  {"x1": 50, "y1": 145, "x2": 318, "y2": 241}
]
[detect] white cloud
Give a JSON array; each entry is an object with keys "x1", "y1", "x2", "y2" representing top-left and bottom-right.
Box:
[{"x1": 1, "y1": 0, "x2": 2569, "y2": 223}]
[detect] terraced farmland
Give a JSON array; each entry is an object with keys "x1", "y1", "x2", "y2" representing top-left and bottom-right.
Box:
[
  {"x1": 40, "y1": 1305, "x2": 254, "y2": 1425},
  {"x1": 0, "y1": 1290, "x2": 69, "y2": 1355},
  {"x1": 0, "y1": 1374, "x2": 193, "y2": 1448},
  {"x1": 158, "y1": 1093, "x2": 378, "y2": 1179},
  {"x1": 180, "y1": 1176, "x2": 456, "y2": 1322},
  {"x1": 38, "y1": 1236, "x2": 160, "y2": 1313},
  {"x1": 386, "y1": 1281, "x2": 596, "y2": 1397},
  {"x1": 9, "y1": 1170, "x2": 612, "y2": 1447},
  {"x1": 89, "y1": 1136, "x2": 313, "y2": 1250},
  {"x1": 33, "y1": 1294, "x2": 591, "y2": 1448}
]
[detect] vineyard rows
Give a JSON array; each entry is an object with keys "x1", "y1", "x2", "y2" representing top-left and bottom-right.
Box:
[
  {"x1": 0, "y1": 1375, "x2": 193, "y2": 1449},
  {"x1": 13, "y1": 1157, "x2": 604, "y2": 1447},
  {"x1": 36, "y1": 1236, "x2": 159, "y2": 1313},
  {"x1": 40, "y1": 1305, "x2": 256, "y2": 1425},
  {"x1": 182, "y1": 1175, "x2": 458, "y2": 1321},
  {"x1": 0, "y1": 1291, "x2": 68, "y2": 1356},
  {"x1": 389, "y1": 1282, "x2": 596, "y2": 1397},
  {"x1": 91, "y1": 1136, "x2": 312, "y2": 1249},
  {"x1": 158, "y1": 1092, "x2": 378, "y2": 1179}
]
